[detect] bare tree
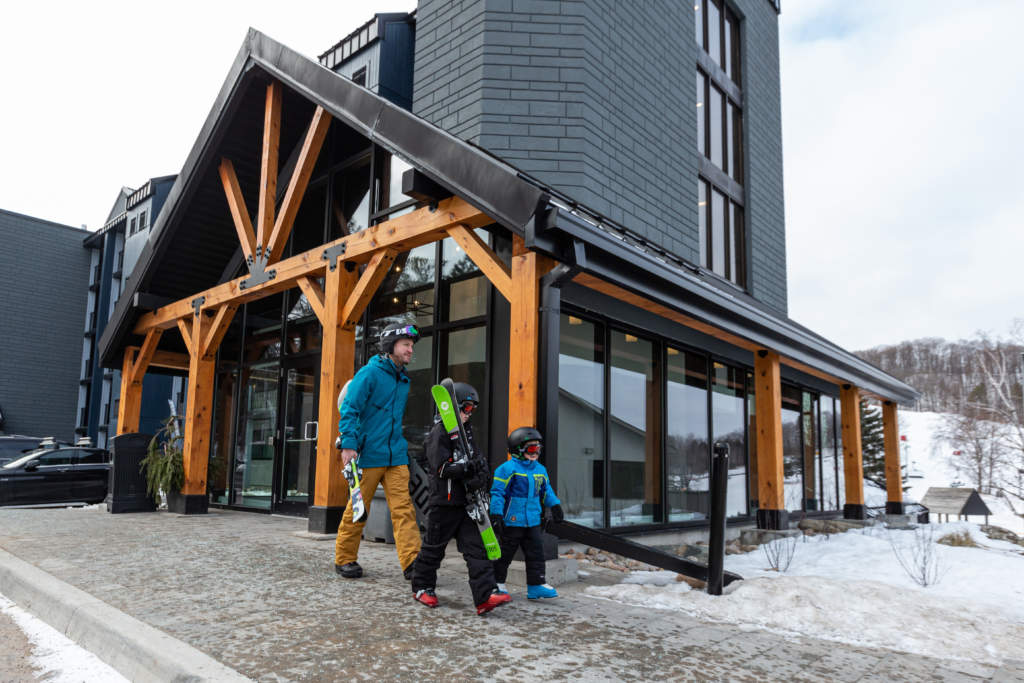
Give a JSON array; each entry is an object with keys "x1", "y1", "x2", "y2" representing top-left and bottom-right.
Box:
[
  {"x1": 939, "y1": 410, "x2": 1008, "y2": 494},
  {"x1": 762, "y1": 533, "x2": 798, "y2": 572},
  {"x1": 887, "y1": 524, "x2": 944, "y2": 587},
  {"x1": 975, "y1": 321, "x2": 1024, "y2": 497}
]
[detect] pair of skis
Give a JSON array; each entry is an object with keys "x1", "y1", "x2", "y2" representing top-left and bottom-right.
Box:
[{"x1": 430, "y1": 379, "x2": 502, "y2": 561}]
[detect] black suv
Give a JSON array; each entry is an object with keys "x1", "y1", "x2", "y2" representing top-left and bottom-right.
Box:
[{"x1": 0, "y1": 446, "x2": 111, "y2": 506}]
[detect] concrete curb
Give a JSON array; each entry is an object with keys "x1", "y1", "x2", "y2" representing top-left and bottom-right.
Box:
[{"x1": 0, "y1": 547, "x2": 251, "y2": 682}]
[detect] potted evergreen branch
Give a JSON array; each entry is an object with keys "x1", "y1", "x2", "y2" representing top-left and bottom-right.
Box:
[{"x1": 140, "y1": 415, "x2": 184, "y2": 509}]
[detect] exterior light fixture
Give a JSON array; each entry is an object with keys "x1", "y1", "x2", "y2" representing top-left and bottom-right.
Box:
[
  {"x1": 625, "y1": 334, "x2": 638, "y2": 342},
  {"x1": 667, "y1": 347, "x2": 680, "y2": 356},
  {"x1": 392, "y1": 297, "x2": 399, "y2": 303},
  {"x1": 568, "y1": 316, "x2": 582, "y2": 325}
]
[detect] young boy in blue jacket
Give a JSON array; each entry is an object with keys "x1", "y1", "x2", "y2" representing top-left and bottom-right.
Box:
[{"x1": 489, "y1": 427, "x2": 564, "y2": 599}]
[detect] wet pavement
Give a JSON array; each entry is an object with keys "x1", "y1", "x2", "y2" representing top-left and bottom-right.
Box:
[{"x1": 0, "y1": 506, "x2": 1020, "y2": 682}]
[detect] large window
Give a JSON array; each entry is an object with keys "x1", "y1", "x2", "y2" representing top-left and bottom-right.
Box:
[
  {"x1": 695, "y1": 0, "x2": 745, "y2": 287},
  {"x1": 558, "y1": 315, "x2": 606, "y2": 528},
  {"x1": 559, "y1": 311, "x2": 754, "y2": 529},
  {"x1": 609, "y1": 331, "x2": 660, "y2": 527}
]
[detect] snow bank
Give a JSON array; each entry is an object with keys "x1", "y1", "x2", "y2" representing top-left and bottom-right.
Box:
[
  {"x1": 586, "y1": 523, "x2": 1024, "y2": 665},
  {"x1": 0, "y1": 593, "x2": 127, "y2": 682}
]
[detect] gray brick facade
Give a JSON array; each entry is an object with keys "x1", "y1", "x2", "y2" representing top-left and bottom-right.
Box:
[
  {"x1": 413, "y1": 0, "x2": 788, "y2": 315},
  {"x1": 0, "y1": 210, "x2": 90, "y2": 440}
]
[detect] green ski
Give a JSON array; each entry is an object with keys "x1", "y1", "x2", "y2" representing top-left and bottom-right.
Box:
[{"x1": 430, "y1": 381, "x2": 502, "y2": 561}]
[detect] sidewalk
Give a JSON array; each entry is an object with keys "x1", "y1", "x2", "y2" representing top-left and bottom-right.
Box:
[{"x1": 0, "y1": 506, "x2": 1017, "y2": 681}]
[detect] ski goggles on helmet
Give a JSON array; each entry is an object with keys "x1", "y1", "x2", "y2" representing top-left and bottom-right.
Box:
[
  {"x1": 460, "y1": 400, "x2": 478, "y2": 414},
  {"x1": 382, "y1": 325, "x2": 419, "y2": 341},
  {"x1": 523, "y1": 442, "x2": 542, "y2": 455}
]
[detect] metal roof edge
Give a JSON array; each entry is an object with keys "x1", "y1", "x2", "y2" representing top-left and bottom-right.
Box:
[{"x1": 546, "y1": 207, "x2": 919, "y2": 405}]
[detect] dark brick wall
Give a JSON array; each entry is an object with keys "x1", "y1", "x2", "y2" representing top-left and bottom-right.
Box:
[
  {"x1": 413, "y1": 0, "x2": 788, "y2": 315},
  {"x1": 0, "y1": 210, "x2": 90, "y2": 440}
]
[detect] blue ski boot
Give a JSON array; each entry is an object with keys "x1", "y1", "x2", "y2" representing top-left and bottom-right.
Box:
[{"x1": 527, "y1": 583, "x2": 558, "y2": 599}]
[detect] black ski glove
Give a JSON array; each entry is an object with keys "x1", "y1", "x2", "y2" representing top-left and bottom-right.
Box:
[
  {"x1": 489, "y1": 514, "x2": 504, "y2": 538},
  {"x1": 549, "y1": 504, "x2": 564, "y2": 523},
  {"x1": 439, "y1": 459, "x2": 467, "y2": 479}
]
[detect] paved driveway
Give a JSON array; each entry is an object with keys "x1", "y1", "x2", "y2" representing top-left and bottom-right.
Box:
[{"x1": 0, "y1": 507, "x2": 1011, "y2": 681}]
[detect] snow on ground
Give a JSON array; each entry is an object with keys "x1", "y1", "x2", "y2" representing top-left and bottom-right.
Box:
[
  {"x1": 0, "y1": 593, "x2": 127, "y2": 682},
  {"x1": 587, "y1": 410, "x2": 1024, "y2": 665},
  {"x1": 587, "y1": 523, "x2": 1024, "y2": 664}
]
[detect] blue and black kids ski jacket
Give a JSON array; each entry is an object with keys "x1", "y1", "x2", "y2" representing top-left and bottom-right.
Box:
[
  {"x1": 337, "y1": 354, "x2": 411, "y2": 468},
  {"x1": 490, "y1": 457, "x2": 561, "y2": 528}
]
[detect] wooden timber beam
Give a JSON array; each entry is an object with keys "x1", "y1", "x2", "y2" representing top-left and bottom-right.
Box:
[
  {"x1": 312, "y1": 265, "x2": 359, "y2": 525},
  {"x1": 115, "y1": 328, "x2": 163, "y2": 435},
  {"x1": 882, "y1": 401, "x2": 904, "y2": 514},
  {"x1": 256, "y1": 81, "x2": 282, "y2": 259},
  {"x1": 754, "y1": 350, "x2": 787, "y2": 529},
  {"x1": 148, "y1": 350, "x2": 190, "y2": 372},
  {"x1": 296, "y1": 276, "x2": 326, "y2": 324},
  {"x1": 507, "y1": 235, "x2": 554, "y2": 432},
  {"x1": 840, "y1": 384, "x2": 866, "y2": 519},
  {"x1": 341, "y1": 249, "x2": 397, "y2": 328},
  {"x1": 446, "y1": 224, "x2": 512, "y2": 301},
  {"x1": 200, "y1": 303, "x2": 238, "y2": 360},
  {"x1": 217, "y1": 158, "x2": 257, "y2": 265},
  {"x1": 176, "y1": 317, "x2": 194, "y2": 356},
  {"x1": 133, "y1": 197, "x2": 490, "y2": 334},
  {"x1": 131, "y1": 328, "x2": 163, "y2": 385},
  {"x1": 265, "y1": 106, "x2": 332, "y2": 264},
  {"x1": 181, "y1": 312, "x2": 217, "y2": 498}
]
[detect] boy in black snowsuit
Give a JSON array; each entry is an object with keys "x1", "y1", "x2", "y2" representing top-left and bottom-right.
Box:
[{"x1": 410, "y1": 382, "x2": 511, "y2": 615}]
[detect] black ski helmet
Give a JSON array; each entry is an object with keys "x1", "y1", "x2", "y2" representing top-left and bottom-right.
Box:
[
  {"x1": 379, "y1": 323, "x2": 420, "y2": 354},
  {"x1": 452, "y1": 382, "x2": 479, "y2": 410},
  {"x1": 508, "y1": 426, "x2": 543, "y2": 457}
]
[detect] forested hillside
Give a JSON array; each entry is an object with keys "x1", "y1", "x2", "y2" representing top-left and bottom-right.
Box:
[{"x1": 855, "y1": 337, "x2": 1024, "y2": 413}]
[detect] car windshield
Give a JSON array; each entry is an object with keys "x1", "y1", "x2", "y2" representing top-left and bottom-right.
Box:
[{"x1": 1, "y1": 451, "x2": 44, "y2": 470}]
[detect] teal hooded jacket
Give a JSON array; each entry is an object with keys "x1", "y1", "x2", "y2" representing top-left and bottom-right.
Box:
[{"x1": 337, "y1": 354, "x2": 411, "y2": 468}]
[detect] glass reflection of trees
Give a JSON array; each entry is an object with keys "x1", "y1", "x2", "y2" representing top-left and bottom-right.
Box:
[
  {"x1": 667, "y1": 349, "x2": 709, "y2": 522},
  {"x1": 712, "y1": 363, "x2": 748, "y2": 518}
]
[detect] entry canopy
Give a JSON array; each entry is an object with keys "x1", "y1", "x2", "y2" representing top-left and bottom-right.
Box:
[{"x1": 99, "y1": 29, "x2": 919, "y2": 406}]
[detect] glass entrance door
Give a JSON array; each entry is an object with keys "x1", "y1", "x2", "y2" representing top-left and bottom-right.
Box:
[
  {"x1": 274, "y1": 361, "x2": 318, "y2": 515},
  {"x1": 234, "y1": 364, "x2": 278, "y2": 509}
]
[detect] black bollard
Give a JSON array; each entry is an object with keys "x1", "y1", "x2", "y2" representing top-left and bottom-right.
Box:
[{"x1": 707, "y1": 441, "x2": 729, "y2": 595}]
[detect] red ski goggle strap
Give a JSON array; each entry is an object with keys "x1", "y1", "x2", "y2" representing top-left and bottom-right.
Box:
[{"x1": 524, "y1": 442, "x2": 542, "y2": 455}]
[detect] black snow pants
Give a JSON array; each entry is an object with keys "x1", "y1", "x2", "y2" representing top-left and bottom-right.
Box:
[
  {"x1": 492, "y1": 524, "x2": 545, "y2": 585},
  {"x1": 412, "y1": 505, "x2": 497, "y2": 604}
]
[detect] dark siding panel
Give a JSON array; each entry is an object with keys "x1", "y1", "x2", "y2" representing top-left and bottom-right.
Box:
[{"x1": 0, "y1": 210, "x2": 91, "y2": 440}]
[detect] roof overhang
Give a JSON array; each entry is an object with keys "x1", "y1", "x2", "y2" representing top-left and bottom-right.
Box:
[
  {"x1": 99, "y1": 28, "x2": 546, "y2": 368},
  {"x1": 529, "y1": 204, "x2": 920, "y2": 405}
]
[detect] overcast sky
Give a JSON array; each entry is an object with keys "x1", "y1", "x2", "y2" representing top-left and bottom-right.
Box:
[{"x1": 0, "y1": 1, "x2": 1019, "y2": 351}]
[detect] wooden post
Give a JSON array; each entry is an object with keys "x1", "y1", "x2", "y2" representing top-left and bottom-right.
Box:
[
  {"x1": 115, "y1": 329, "x2": 163, "y2": 435},
  {"x1": 883, "y1": 400, "x2": 904, "y2": 515},
  {"x1": 840, "y1": 384, "x2": 866, "y2": 519},
  {"x1": 507, "y1": 236, "x2": 551, "y2": 435},
  {"x1": 116, "y1": 348, "x2": 143, "y2": 435},
  {"x1": 178, "y1": 305, "x2": 236, "y2": 513},
  {"x1": 310, "y1": 265, "x2": 358, "y2": 533},
  {"x1": 754, "y1": 350, "x2": 788, "y2": 529}
]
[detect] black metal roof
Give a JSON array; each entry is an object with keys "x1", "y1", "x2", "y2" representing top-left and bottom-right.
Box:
[{"x1": 98, "y1": 29, "x2": 917, "y2": 405}]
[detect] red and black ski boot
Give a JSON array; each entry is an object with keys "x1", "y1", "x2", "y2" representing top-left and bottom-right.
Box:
[
  {"x1": 475, "y1": 589, "x2": 512, "y2": 615},
  {"x1": 414, "y1": 589, "x2": 439, "y2": 608}
]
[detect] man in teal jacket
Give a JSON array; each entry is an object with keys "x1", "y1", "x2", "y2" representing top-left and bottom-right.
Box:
[{"x1": 334, "y1": 323, "x2": 421, "y2": 579}]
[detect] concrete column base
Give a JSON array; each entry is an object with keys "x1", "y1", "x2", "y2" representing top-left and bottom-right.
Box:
[
  {"x1": 756, "y1": 508, "x2": 790, "y2": 530},
  {"x1": 505, "y1": 558, "x2": 578, "y2": 587},
  {"x1": 167, "y1": 493, "x2": 208, "y2": 515},
  {"x1": 308, "y1": 506, "x2": 345, "y2": 534},
  {"x1": 843, "y1": 503, "x2": 867, "y2": 520}
]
